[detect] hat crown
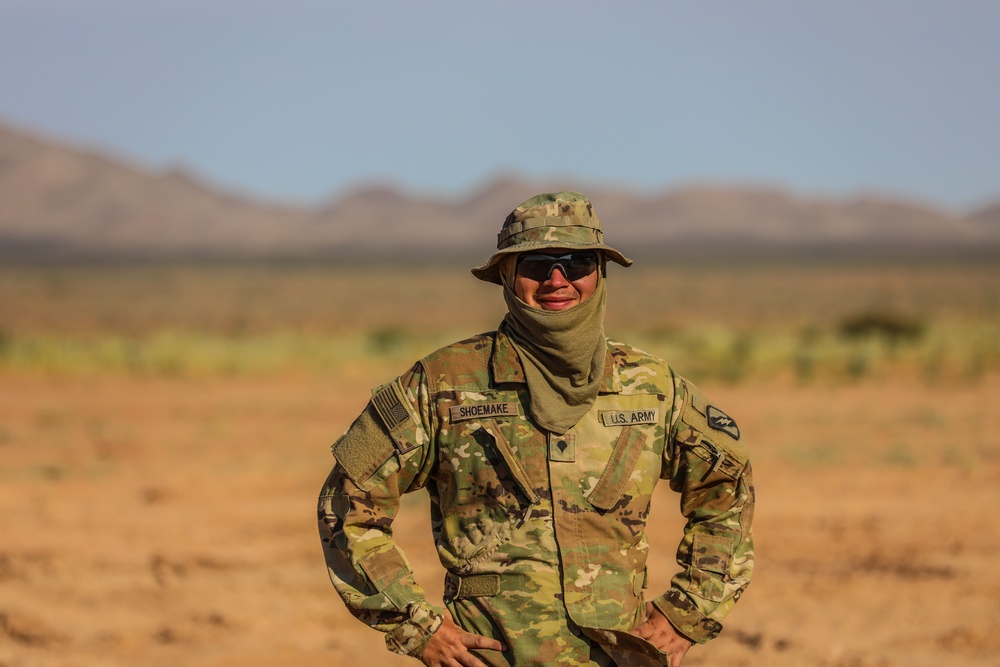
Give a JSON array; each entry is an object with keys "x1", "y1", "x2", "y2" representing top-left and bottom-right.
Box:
[
  {"x1": 471, "y1": 191, "x2": 632, "y2": 285},
  {"x1": 497, "y1": 191, "x2": 604, "y2": 250}
]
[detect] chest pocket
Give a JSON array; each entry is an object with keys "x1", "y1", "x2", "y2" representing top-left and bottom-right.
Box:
[
  {"x1": 437, "y1": 411, "x2": 539, "y2": 566},
  {"x1": 477, "y1": 419, "x2": 540, "y2": 508},
  {"x1": 587, "y1": 426, "x2": 648, "y2": 511}
]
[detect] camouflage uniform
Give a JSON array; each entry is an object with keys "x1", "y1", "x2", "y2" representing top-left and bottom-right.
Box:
[{"x1": 317, "y1": 194, "x2": 754, "y2": 665}]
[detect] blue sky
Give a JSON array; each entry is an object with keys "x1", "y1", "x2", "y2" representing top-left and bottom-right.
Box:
[{"x1": 2, "y1": 1, "x2": 998, "y2": 211}]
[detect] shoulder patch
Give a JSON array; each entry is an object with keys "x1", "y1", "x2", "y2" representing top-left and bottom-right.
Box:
[
  {"x1": 677, "y1": 379, "x2": 749, "y2": 467},
  {"x1": 331, "y1": 405, "x2": 396, "y2": 487},
  {"x1": 332, "y1": 378, "x2": 424, "y2": 488},
  {"x1": 706, "y1": 405, "x2": 740, "y2": 440},
  {"x1": 372, "y1": 381, "x2": 411, "y2": 432},
  {"x1": 369, "y1": 379, "x2": 420, "y2": 455}
]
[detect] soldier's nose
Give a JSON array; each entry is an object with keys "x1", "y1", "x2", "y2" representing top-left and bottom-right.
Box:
[{"x1": 546, "y1": 268, "x2": 570, "y2": 286}]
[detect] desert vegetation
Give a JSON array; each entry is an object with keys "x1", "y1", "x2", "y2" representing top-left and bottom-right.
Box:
[{"x1": 2, "y1": 260, "x2": 997, "y2": 382}]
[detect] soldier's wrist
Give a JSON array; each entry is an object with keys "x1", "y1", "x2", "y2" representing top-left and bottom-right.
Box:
[
  {"x1": 384, "y1": 602, "x2": 445, "y2": 657},
  {"x1": 651, "y1": 588, "x2": 722, "y2": 644}
]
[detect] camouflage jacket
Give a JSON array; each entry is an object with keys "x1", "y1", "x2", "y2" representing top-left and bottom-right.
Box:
[{"x1": 318, "y1": 330, "x2": 754, "y2": 664}]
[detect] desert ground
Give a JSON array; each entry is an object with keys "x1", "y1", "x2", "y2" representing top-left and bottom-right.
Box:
[{"x1": 2, "y1": 262, "x2": 999, "y2": 667}]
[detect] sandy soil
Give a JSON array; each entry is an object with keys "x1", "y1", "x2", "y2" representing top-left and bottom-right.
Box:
[{"x1": 2, "y1": 370, "x2": 999, "y2": 667}]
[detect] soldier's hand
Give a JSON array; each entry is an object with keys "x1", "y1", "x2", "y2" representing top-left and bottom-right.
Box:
[
  {"x1": 629, "y1": 603, "x2": 692, "y2": 667},
  {"x1": 418, "y1": 610, "x2": 505, "y2": 667}
]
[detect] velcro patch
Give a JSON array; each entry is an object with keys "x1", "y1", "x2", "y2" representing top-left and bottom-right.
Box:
[
  {"x1": 449, "y1": 402, "x2": 521, "y2": 422},
  {"x1": 331, "y1": 405, "x2": 396, "y2": 487},
  {"x1": 548, "y1": 432, "x2": 577, "y2": 462},
  {"x1": 600, "y1": 409, "x2": 659, "y2": 427},
  {"x1": 706, "y1": 405, "x2": 740, "y2": 440},
  {"x1": 358, "y1": 547, "x2": 410, "y2": 592},
  {"x1": 446, "y1": 572, "x2": 501, "y2": 599}
]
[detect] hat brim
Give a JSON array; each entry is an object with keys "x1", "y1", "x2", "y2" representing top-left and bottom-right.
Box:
[{"x1": 471, "y1": 241, "x2": 633, "y2": 285}]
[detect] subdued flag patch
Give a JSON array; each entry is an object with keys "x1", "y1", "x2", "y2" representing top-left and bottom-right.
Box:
[{"x1": 372, "y1": 382, "x2": 411, "y2": 432}]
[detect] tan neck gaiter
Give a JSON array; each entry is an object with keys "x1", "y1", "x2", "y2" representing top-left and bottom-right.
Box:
[{"x1": 498, "y1": 270, "x2": 608, "y2": 435}]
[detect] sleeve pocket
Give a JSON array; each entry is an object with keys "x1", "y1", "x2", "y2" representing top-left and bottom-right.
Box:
[
  {"x1": 358, "y1": 546, "x2": 411, "y2": 591},
  {"x1": 691, "y1": 533, "x2": 734, "y2": 575}
]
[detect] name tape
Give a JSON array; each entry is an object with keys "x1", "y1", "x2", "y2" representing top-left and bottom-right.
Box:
[
  {"x1": 450, "y1": 402, "x2": 521, "y2": 423},
  {"x1": 600, "y1": 409, "x2": 659, "y2": 427}
]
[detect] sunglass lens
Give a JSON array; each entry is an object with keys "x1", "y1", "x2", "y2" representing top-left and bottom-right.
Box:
[
  {"x1": 517, "y1": 253, "x2": 598, "y2": 281},
  {"x1": 565, "y1": 254, "x2": 598, "y2": 280}
]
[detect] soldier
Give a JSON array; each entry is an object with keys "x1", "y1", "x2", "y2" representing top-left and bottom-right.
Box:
[{"x1": 318, "y1": 192, "x2": 754, "y2": 667}]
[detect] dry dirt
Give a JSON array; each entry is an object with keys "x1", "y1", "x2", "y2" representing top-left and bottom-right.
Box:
[{"x1": 2, "y1": 369, "x2": 999, "y2": 667}]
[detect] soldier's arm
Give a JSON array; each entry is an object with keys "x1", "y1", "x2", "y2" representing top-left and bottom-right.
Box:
[
  {"x1": 317, "y1": 362, "x2": 445, "y2": 658},
  {"x1": 651, "y1": 375, "x2": 755, "y2": 644}
]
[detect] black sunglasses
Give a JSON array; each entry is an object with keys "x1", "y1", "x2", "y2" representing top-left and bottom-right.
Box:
[{"x1": 515, "y1": 252, "x2": 599, "y2": 282}]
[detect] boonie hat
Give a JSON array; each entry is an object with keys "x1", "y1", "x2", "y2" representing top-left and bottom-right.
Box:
[{"x1": 471, "y1": 191, "x2": 633, "y2": 284}]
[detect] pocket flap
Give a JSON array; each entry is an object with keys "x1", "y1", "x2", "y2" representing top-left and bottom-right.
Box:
[
  {"x1": 588, "y1": 426, "x2": 647, "y2": 511},
  {"x1": 358, "y1": 546, "x2": 410, "y2": 591},
  {"x1": 479, "y1": 419, "x2": 539, "y2": 505}
]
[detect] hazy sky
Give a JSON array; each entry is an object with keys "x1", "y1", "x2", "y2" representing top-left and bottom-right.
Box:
[{"x1": 2, "y1": 1, "x2": 998, "y2": 211}]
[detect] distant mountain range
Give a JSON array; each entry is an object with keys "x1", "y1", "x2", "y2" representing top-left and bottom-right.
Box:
[{"x1": 2, "y1": 122, "x2": 998, "y2": 261}]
